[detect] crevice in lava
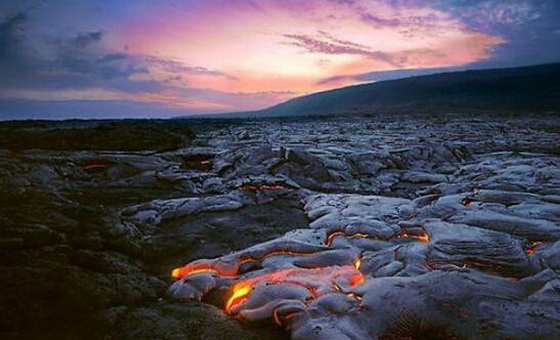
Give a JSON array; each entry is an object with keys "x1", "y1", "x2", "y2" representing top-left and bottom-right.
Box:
[
  {"x1": 325, "y1": 227, "x2": 430, "y2": 247},
  {"x1": 239, "y1": 185, "x2": 294, "y2": 191},
  {"x1": 525, "y1": 241, "x2": 542, "y2": 256}
]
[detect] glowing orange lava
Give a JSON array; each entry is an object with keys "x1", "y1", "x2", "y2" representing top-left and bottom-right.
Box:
[
  {"x1": 526, "y1": 241, "x2": 542, "y2": 256},
  {"x1": 346, "y1": 292, "x2": 362, "y2": 301},
  {"x1": 225, "y1": 283, "x2": 252, "y2": 312},
  {"x1": 326, "y1": 231, "x2": 371, "y2": 246},
  {"x1": 171, "y1": 267, "x2": 218, "y2": 278},
  {"x1": 171, "y1": 263, "x2": 228, "y2": 279},
  {"x1": 326, "y1": 229, "x2": 430, "y2": 247},
  {"x1": 399, "y1": 230, "x2": 430, "y2": 243},
  {"x1": 224, "y1": 264, "x2": 365, "y2": 314},
  {"x1": 354, "y1": 257, "x2": 361, "y2": 269},
  {"x1": 349, "y1": 274, "x2": 365, "y2": 286},
  {"x1": 461, "y1": 198, "x2": 474, "y2": 207},
  {"x1": 171, "y1": 250, "x2": 324, "y2": 279}
]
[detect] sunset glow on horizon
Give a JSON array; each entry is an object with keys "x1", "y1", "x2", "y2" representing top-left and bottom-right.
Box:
[{"x1": 1, "y1": 0, "x2": 559, "y2": 118}]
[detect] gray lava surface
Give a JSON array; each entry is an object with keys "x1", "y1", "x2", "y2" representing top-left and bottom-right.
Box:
[{"x1": 1, "y1": 114, "x2": 560, "y2": 339}]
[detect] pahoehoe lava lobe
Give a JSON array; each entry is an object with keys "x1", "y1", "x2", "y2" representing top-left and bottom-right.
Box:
[{"x1": 2, "y1": 115, "x2": 560, "y2": 339}]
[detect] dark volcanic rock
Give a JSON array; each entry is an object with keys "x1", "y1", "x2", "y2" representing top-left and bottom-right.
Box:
[{"x1": 103, "y1": 302, "x2": 287, "y2": 340}]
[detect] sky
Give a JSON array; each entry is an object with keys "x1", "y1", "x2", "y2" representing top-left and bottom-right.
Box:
[{"x1": 1, "y1": 0, "x2": 559, "y2": 119}]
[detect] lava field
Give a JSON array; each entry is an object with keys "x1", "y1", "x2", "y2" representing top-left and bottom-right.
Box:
[{"x1": 2, "y1": 114, "x2": 560, "y2": 339}]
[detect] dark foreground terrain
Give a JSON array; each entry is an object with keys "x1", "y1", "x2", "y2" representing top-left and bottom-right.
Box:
[{"x1": 1, "y1": 114, "x2": 560, "y2": 339}]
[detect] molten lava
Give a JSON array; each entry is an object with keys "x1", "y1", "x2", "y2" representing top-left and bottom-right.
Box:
[
  {"x1": 526, "y1": 241, "x2": 543, "y2": 256},
  {"x1": 326, "y1": 229, "x2": 430, "y2": 247},
  {"x1": 225, "y1": 283, "x2": 252, "y2": 312},
  {"x1": 171, "y1": 263, "x2": 228, "y2": 279},
  {"x1": 461, "y1": 198, "x2": 474, "y2": 207},
  {"x1": 326, "y1": 231, "x2": 371, "y2": 246},
  {"x1": 399, "y1": 229, "x2": 430, "y2": 243},
  {"x1": 224, "y1": 264, "x2": 366, "y2": 314},
  {"x1": 171, "y1": 267, "x2": 219, "y2": 278},
  {"x1": 354, "y1": 257, "x2": 361, "y2": 270}
]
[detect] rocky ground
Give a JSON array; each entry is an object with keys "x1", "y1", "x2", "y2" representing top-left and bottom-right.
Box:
[{"x1": 1, "y1": 113, "x2": 559, "y2": 339}]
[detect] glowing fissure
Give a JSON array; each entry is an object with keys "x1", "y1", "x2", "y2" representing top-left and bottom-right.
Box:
[
  {"x1": 239, "y1": 185, "x2": 292, "y2": 191},
  {"x1": 171, "y1": 267, "x2": 218, "y2": 278},
  {"x1": 354, "y1": 257, "x2": 361, "y2": 270},
  {"x1": 172, "y1": 250, "x2": 329, "y2": 279},
  {"x1": 326, "y1": 231, "x2": 371, "y2": 246},
  {"x1": 326, "y1": 228, "x2": 430, "y2": 246},
  {"x1": 225, "y1": 283, "x2": 252, "y2": 312},
  {"x1": 526, "y1": 241, "x2": 542, "y2": 256},
  {"x1": 172, "y1": 263, "x2": 228, "y2": 279},
  {"x1": 461, "y1": 198, "x2": 474, "y2": 207},
  {"x1": 398, "y1": 229, "x2": 430, "y2": 243},
  {"x1": 83, "y1": 162, "x2": 112, "y2": 173}
]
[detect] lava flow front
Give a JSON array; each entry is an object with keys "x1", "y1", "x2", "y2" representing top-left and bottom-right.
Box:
[{"x1": 168, "y1": 238, "x2": 366, "y2": 329}]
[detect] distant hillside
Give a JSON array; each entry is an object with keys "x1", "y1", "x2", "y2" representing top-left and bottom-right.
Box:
[{"x1": 229, "y1": 63, "x2": 560, "y2": 118}]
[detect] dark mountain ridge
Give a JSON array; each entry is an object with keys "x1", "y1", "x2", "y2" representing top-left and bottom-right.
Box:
[{"x1": 217, "y1": 63, "x2": 560, "y2": 118}]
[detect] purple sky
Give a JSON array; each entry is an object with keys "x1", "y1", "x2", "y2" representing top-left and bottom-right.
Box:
[{"x1": 1, "y1": 0, "x2": 559, "y2": 119}]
